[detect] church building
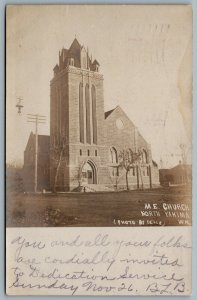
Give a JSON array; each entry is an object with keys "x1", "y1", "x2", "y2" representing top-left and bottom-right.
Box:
[{"x1": 23, "y1": 38, "x2": 160, "y2": 192}]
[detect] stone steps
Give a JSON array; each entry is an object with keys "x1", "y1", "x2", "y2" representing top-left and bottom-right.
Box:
[{"x1": 82, "y1": 184, "x2": 114, "y2": 192}]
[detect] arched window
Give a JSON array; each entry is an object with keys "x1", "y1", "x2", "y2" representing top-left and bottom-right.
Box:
[
  {"x1": 92, "y1": 85, "x2": 97, "y2": 144},
  {"x1": 109, "y1": 147, "x2": 119, "y2": 177},
  {"x1": 85, "y1": 84, "x2": 91, "y2": 144},
  {"x1": 79, "y1": 83, "x2": 84, "y2": 143},
  {"x1": 70, "y1": 58, "x2": 74, "y2": 66},
  {"x1": 110, "y1": 147, "x2": 118, "y2": 164}
]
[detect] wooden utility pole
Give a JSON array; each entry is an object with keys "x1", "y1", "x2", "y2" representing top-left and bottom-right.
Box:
[{"x1": 27, "y1": 114, "x2": 46, "y2": 193}]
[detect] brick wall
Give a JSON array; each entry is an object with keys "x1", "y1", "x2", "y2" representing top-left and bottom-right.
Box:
[
  {"x1": 104, "y1": 106, "x2": 160, "y2": 189},
  {"x1": 50, "y1": 64, "x2": 160, "y2": 191}
]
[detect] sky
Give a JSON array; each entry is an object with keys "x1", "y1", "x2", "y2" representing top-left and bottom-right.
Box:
[{"x1": 6, "y1": 5, "x2": 192, "y2": 167}]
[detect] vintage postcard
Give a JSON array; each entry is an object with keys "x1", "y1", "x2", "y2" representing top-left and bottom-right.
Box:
[{"x1": 6, "y1": 4, "x2": 192, "y2": 296}]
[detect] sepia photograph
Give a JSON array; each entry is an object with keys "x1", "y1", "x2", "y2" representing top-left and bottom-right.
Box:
[
  {"x1": 6, "y1": 5, "x2": 192, "y2": 228},
  {"x1": 6, "y1": 4, "x2": 192, "y2": 296}
]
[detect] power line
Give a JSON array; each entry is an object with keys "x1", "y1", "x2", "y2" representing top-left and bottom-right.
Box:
[{"x1": 27, "y1": 114, "x2": 46, "y2": 193}]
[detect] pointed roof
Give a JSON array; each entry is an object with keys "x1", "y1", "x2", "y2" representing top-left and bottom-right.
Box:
[
  {"x1": 104, "y1": 105, "x2": 147, "y2": 140},
  {"x1": 92, "y1": 59, "x2": 100, "y2": 66},
  {"x1": 105, "y1": 105, "x2": 135, "y2": 127},
  {"x1": 24, "y1": 131, "x2": 34, "y2": 152},
  {"x1": 69, "y1": 38, "x2": 81, "y2": 51},
  {"x1": 53, "y1": 37, "x2": 100, "y2": 73},
  {"x1": 53, "y1": 64, "x2": 59, "y2": 71},
  {"x1": 24, "y1": 133, "x2": 50, "y2": 153}
]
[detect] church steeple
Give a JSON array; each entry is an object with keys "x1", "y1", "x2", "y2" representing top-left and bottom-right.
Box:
[
  {"x1": 53, "y1": 38, "x2": 100, "y2": 75},
  {"x1": 50, "y1": 38, "x2": 105, "y2": 191}
]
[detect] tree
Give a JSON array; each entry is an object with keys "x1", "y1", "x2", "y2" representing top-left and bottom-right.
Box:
[
  {"x1": 108, "y1": 168, "x2": 122, "y2": 190},
  {"x1": 51, "y1": 136, "x2": 67, "y2": 193},
  {"x1": 118, "y1": 149, "x2": 142, "y2": 190},
  {"x1": 73, "y1": 162, "x2": 85, "y2": 188},
  {"x1": 136, "y1": 151, "x2": 144, "y2": 190},
  {"x1": 179, "y1": 143, "x2": 192, "y2": 184},
  {"x1": 6, "y1": 163, "x2": 24, "y2": 193},
  {"x1": 179, "y1": 143, "x2": 188, "y2": 165}
]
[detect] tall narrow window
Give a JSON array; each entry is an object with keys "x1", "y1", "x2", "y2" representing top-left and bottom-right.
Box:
[
  {"x1": 79, "y1": 83, "x2": 84, "y2": 143},
  {"x1": 69, "y1": 58, "x2": 74, "y2": 66},
  {"x1": 110, "y1": 147, "x2": 118, "y2": 164},
  {"x1": 110, "y1": 147, "x2": 119, "y2": 177},
  {"x1": 85, "y1": 84, "x2": 91, "y2": 144},
  {"x1": 92, "y1": 85, "x2": 97, "y2": 144}
]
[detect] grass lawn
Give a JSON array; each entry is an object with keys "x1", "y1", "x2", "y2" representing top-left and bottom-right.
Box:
[{"x1": 6, "y1": 186, "x2": 192, "y2": 227}]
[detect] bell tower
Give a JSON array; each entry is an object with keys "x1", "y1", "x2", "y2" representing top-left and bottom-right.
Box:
[{"x1": 50, "y1": 38, "x2": 107, "y2": 191}]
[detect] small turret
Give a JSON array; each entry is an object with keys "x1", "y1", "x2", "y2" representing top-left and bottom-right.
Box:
[
  {"x1": 92, "y1": 59, "x2": 100, "y2": 72},
  {"x1": 53, "y1": 64, "x2": 59, "y2": 76}
]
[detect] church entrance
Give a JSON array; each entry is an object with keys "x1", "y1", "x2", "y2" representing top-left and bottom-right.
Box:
[{"x1": 81, "y1": 161, "x2": 97, "y2": 185}]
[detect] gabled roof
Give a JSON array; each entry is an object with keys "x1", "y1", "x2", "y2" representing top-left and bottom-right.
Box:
[
  {"x1": 104, "y1": 105, "x2": 136, "y2": 128},
  {"x1": 159, "y1": 164, "x2": 192, "y2": 172},
  {"x1": 170, "y1": 164, "x2": 192, "y2": 172},
  {"x1": 104, "y1": 105, "x2": 152, "y2": 156},
  {"x1": 25, "y1": 133, "x2": 50, "y2": 153},
  {"x1": 24, "y1": 131, "x2": 34, "y2": 152}
]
